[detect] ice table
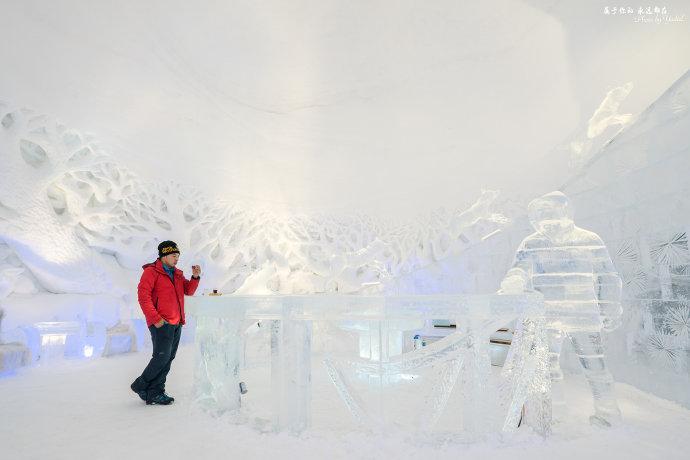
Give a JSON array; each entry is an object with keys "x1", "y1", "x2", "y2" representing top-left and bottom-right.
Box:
[{"x1": 187, "y1": 294, "x2": 549, "y2": 435}]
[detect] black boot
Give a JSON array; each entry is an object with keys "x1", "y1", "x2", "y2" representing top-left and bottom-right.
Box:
[
  {"x1": 130, "y1": 380, "x2": 147, "y2": 402},
  {"x1": 147, "y1": 393, "x2": 174, "y2": 405}
]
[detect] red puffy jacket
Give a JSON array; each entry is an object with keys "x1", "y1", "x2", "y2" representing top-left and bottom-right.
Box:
[{"x1": 137, "y1": 259, "x2": 200, "y2": 326}]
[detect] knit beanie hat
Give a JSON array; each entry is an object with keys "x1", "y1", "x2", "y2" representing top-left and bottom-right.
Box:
[{"x1": 158, "y1": 240, "x2": 180, "y2": 258}]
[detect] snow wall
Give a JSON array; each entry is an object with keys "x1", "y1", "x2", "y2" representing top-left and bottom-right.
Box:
[
  {"x1": 0, "y1": 98, "x2": 510, "y2": 341},
  {"x1": 0, "y1": 72, "x2": 688, "y2": 407}
]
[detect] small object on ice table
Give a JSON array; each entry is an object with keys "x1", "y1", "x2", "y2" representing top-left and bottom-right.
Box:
[{"x1": 239, "y1": 381, "x2": 248, "y2": 394}]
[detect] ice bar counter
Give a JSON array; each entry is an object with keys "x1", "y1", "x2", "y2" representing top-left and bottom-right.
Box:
[{"x1": 186, "y1": 294, "x2": 550, "y2": 437}]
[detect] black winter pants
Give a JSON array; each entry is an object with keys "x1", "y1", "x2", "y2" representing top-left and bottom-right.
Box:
[{"x1": 132, "y1": 323, "x2": 182, "y2": 396}]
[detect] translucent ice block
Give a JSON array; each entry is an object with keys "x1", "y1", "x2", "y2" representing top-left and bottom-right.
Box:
[{"x1": 187, "y1": 294, "x2": 546, "y2": 436}]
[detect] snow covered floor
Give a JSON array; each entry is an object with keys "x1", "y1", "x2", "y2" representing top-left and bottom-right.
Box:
[{"x1": 1, "y1": 345, "x2": 689, "y2": 460}]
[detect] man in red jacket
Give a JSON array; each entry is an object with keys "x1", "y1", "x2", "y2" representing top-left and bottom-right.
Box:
[{"x1": 130, "y1": 240, "x2": 200, "y2": 405}]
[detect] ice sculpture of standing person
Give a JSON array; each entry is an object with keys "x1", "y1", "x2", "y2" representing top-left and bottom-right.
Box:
[{"x1": 500, "y1": 191, "x2": 622, "y2": 426}]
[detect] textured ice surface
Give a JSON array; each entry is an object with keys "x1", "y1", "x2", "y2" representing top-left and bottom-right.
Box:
[
  {"x1": 500, "y1": 191, "x2": 622, "y2": 424},
  {"x1": 566, "y1": 82, "x2": 635, "y2": 171},
  {"x1": 194, "y1": 315, "x2": 245, "y2": 414},
  {"x1": 188, "y1": 294, "x2": 547, "y2": 436},
  {"x1": 0, "y1": 102, "x2": 510, "y2": 299},
  {"x1": 0, "y1": 102, "x2": 512, "y2": 367},
  {"x1": 561, "y1": 70, "x2": 690, "y2": 408}
]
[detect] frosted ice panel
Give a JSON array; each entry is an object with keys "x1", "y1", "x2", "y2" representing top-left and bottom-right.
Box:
[
  {"x1": 190, "y1": 294, "x2": 546, "y2": 436},
  {"x1": 271, "y1": 319, "x2": 312, "y2": 433},
  {"x1": 33, "y1": 321, "x2": 84, "y2": 362},
  {"x1": 194, "y1": 315, "x2": 245, "y2": 413}
]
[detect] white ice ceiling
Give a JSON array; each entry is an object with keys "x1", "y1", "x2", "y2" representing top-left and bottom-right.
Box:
[{"x1": 1, "y1": 0, "x2": 689, "y2": 215}]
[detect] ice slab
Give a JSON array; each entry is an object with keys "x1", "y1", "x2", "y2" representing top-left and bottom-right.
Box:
[{"x1": 0, "y1": 342, "x2": 30, "y2": 375}]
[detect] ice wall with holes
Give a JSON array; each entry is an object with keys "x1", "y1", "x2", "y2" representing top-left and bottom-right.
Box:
[
  {"x1": 0, "y1": 100, "x2": 511, "y2": 359},
  {"x1": 0, "y1": 104, "x2": 510, "y2": 300}
]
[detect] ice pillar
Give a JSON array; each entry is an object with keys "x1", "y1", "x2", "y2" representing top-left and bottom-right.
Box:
[
  {"x1": 271, "y1": 317, "x2": 312, "y2": 433},
  {"x1": 194, "y1": 313, "x2": 246, "y2": 414}
]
